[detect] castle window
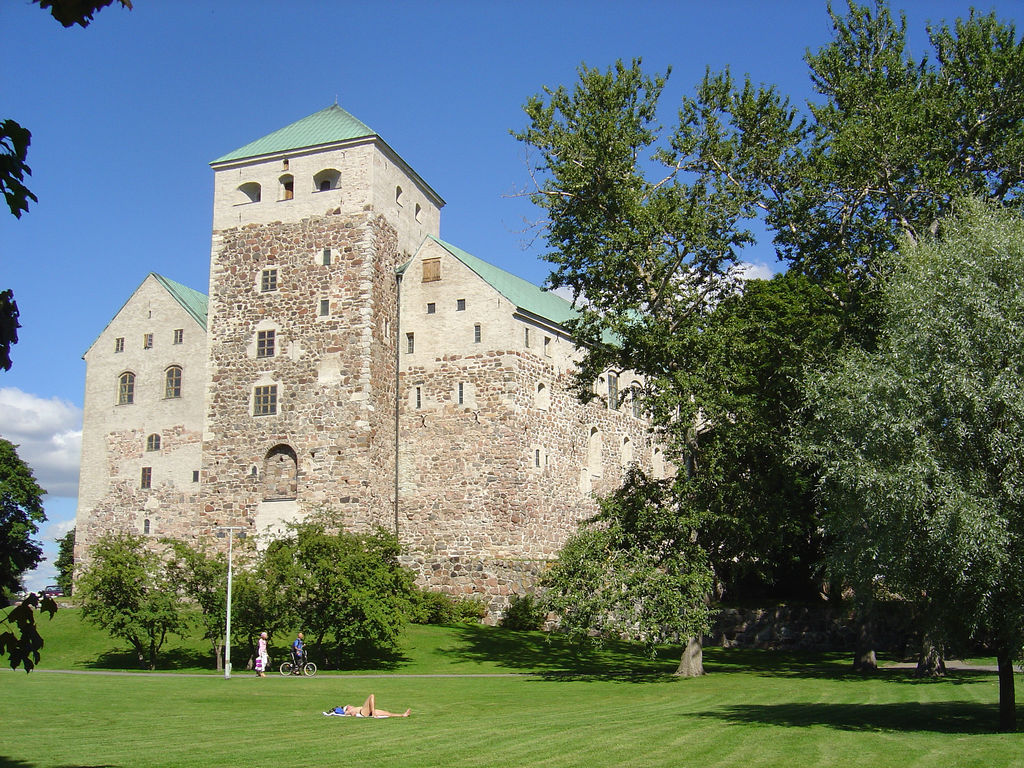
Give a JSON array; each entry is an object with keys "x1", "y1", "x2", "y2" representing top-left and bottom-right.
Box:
[
  {"x1": 117, "y1": 372, "x2": 135, "y2": 405},
  {"x1": 143, "y1": 333, "x2": 153, "y2": 350},
  {"x1": 314, "y1": 169, "x2": 340, "y2": 192},
  {"x1": 544, "y1": 336, "x2": 551, "y2": 357},
  {"x1": 140, "y1": 467, "x2": 152, "y2": 489},
  {"x1": 114, "y1": 337, "x2": 125, "y2": 353},
  {"x1": 146, "y1": 434, "x2": 161, "y2": 452},
  {"x1": 426, "y1": 303, "x2": 435, "y2": 314},
  {"x1": 608, "y1": 372, "x2": 618, "y2": 410},
  {"x1": 458, "y1": 382, "x2": 465, "y2": 405},
  {"x1": 282, "y1": 159, "x2": 289, "y2": 170},
  {"x1": 280, "y1": 174, "x2": 294, "y2": 201},
  {"x1": 422, "y1": 258, "x2": 440, "y2": 283},
  {"x1": 415, "y1": 386, "x2": 422, "y2": 410},
  {"x1": 535, "y1": 382, "x2": 550, "y2": 410},
  {"x1": 474, "y1": 324, "x2": 481, "y2": 344},
  {"x1": 143, "y1": 518, "x2": 151, "y2": 534},
  {"x1": 631, "y1": 386, "x2": 643, "y2": 419},
  {"x1": 524, "y1": 327, "x2": 530, "y2": 347},
  {"x1": 319, "y1": 299, "x2": 330, "y2": 317},
  {"x1": 263, "y1": 444, "x2": 298, "y2": 501},
  {"x1": 456, "y1": 298, "x2": 465, "y2": 311},
  {"x1": 237, "y1": 182, "x2": 261, "y2": 204},
  {"x1": 406, "y1": 333, "x2": 415, "y2": 354},
  {"x1": 621, "y1": 436, "x2": 634, "y2": 467},
  {"x1": 173, "y1": 328, "x2": 184, "y2": 344},
  {"x1": 415, "y1": 203, "x2": 422, "y2": 223},
  {"x1": 253, "y1": 385, "x2": 278, "y2": 416},
  {"x1": 534, "y1": 448, "x2": 542, "y2": 468},
  {"x1": 322, "y1": 248, "x2": 332, "y2": 266},
  {"x1": 261, "y1": 269, "x2": 278, "y2": 292},
  {"x1": 257, "y1": 330, "x2": 276, "y2": 358},
  {"x1": 396, "y1": 185, "x2": 404, "y2": 206},
  {"x1": 192, "y1": 470, "x2": 200, "y2": 483},
  {"x1": 587, "y1": 427, "x2": 603, "y2": 477},
  {"x1": 165, "y1": 366, "x2": 182, "y2": 398},
  {"x1": 652, "y1": 446, "x2": 665, "y2": 479}
]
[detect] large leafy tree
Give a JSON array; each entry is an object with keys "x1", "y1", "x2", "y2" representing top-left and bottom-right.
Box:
[
  {"x1": 515, "y1": 1, "x2": 1024, "y2": 653},
  {"x1": 0, "y1": 438, "x2": 46, "y2": 596},
  {"x1": 166, "y1": 541, "x2": 230, "y2": 671},
  {"x1": 262, "y1": 515, "x2": 414, "y2": 667},
  {"x1": 77, "y1": 533, "x2": 189, "y2": 670},
  {"x1": 794, "y1": 201, "x2": 1024, "y2": 732}
]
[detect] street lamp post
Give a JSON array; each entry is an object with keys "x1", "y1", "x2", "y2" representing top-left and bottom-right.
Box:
[{"x1": 215, "y1": 526, "x2": 246, "y2": 680}]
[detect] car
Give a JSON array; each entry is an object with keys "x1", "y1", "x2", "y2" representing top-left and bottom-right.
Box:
[{"x1": 42, "y1": 586, "x2": 64, "y2": 597}]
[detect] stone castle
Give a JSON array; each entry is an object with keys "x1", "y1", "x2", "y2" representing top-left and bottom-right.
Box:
[{"x1": 75, "y1": 105, "x2": 662, "y2": 613}]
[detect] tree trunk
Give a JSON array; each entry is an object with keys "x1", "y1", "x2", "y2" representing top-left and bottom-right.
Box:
[
  {"x1": 997, "y1": 650, "x2": 1016, "y2": 732},
  {"x1": 915, "y1": 633, "x2": 946, "y2": 677},
  {"x1": 675, "y1": 636, "x2": 705, "y2": 677},
  {"x1": 212, "y1": 641, "x2": 223, "y2": 672},
  {"x1": 853, "y1": 612, "x2": 876, "y2": 672}
]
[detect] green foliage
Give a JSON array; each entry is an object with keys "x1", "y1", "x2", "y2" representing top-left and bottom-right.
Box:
[
  {"x1": 794, "y1": 200, "x2": 1024, "y2": 730},
  {"x1": 261, "y1": 515, "x2": 415, "y2": 664},
  {"x1": 408, "y1": 587, "x2": 485, "y2": 625},
  {"x1": 0, "y1": 437, "x2": 46, "y2": 596},
  {"x1": 54, "y1": 526, "x2": 75, "y2": 596},
  {"x1": 165, "y1": 540, "x2": 229, "y2": 667},
  {"x1": 77, "y1": 533, "x2": 190, "y2": 670},
  {"x1": 544, "y1": 467, "x2": 713, "y2": 654},
  {"x1": 499, "y1": 593, "x2": 546, "y2": 631},
  {"x1": 0, "y1": 591, "x2": 57, "y2": 672}
]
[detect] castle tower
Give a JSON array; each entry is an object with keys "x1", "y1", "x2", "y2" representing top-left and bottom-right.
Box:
[{"x1": 200, "y1": 105, "x2": 443, "y2": 538}]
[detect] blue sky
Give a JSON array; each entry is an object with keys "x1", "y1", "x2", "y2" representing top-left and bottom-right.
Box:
[{"x1": 1, "y1": 0, "x2": 1017, "y2": 590}]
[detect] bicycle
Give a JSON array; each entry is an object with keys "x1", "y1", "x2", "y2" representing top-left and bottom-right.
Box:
[{"x1": 279, "y1": 651, "x2": 317, "y2": 677}]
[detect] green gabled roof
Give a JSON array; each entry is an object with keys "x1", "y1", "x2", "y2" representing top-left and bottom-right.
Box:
[
  {"x1": 212, "y1": 104, "x2": 374, "y2": 165},
  {"x1": 428, "y1": 236, "x2": 577, "y2": 327},
  {"x1": 153, "y1": 273, "x2": 208, "y2": 330}
]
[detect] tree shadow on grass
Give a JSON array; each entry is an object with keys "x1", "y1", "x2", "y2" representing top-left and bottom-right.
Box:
[
  {"x1": 702, "y1": 648, "x2": 995, "y2": 687},
  {"x1": 317, "y1": 644, "x2": 411, "y2": 672},
  {"x1": 83, "y1": 646, "x2": 213, "y2": 672},
  {"x1": 441, "y1": 624, "x2": 682, "y2": 682},
  {"x1": 696, "y1": 700, "x2": 1002, "y2": 734},
  {"x1": 0, "y1": 760, "x2": 118, "y2": 768}
]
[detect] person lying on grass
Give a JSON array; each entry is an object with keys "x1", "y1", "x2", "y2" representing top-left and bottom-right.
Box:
[{"x1": 323, "y1": 694, "x2": 410, "y2": 718}]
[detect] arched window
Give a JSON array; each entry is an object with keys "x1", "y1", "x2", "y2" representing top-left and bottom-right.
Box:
[
  {"x1": 143, "y1": 518, "x2": 151, "y2": 535},
  {"x1": 534, "y1": 382, "x2": 550, "y2": 410},
  {"x1": 652, "y1": 446, "x2": 665, "y2": 479},
  {"x1": 146, "y1": 434, "x2": 161, "y2": 452},
  {"x1": 631, "y1": 385, "x2": 643, "y2": 419},
  {"x1": 263, "y1": 444, "x2": 298, "y2": 500},
  {"x1": 237, "y1": 182, "x2": 261, "y2": 204},
  {"x1": 313, "y1": 168, "x2": 340, "y2": 192},
  {"x1": 587, "y1": 427, "x2": 602, "y2": 477},
  {"x1": 621, "y1": 436, "x2": 633, "y2": 467},
  {"x1": 279, "y1": 174, "x2": 294, "y2": 201},
  {"x1": 164, "y1": 366, "x2": 182, "y2": 398},
  {"x1": 395, "y1": 185, "x2": 404, "y2": 206},
  {"x1": 117, "y1": 372, "x2": 135, "y2": 405},
  {"x1": 415, "y1": 203, "x2": 422, "y2": 223}
]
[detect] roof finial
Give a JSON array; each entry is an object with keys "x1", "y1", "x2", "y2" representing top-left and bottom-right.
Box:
[{"x1": 334, "y1": 94, "x2": 339, "y2": 106}]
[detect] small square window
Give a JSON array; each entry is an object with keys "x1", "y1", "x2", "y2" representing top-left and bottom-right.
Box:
[
  {"x1": 253, "y1": 385, "x2": 278, "y2": 416},
  {"x1": 322, "y1": 248, "x2": 332, "y2": 266},
  {"x1": 261, "y1": 269, "x2": 278, "y2": 292},
  {"x1": 422, "y1": 258, "x2": 441, "y2": 283},
  {"x1": 173, "y1": 329, "x2": 184, "y2": 345},
  {"x1": 143, "y1": 333, "x2": 153, "y2": 349},
  {"x1": 141, "y1": 467, "x2": 152, "y2": 489},
  {"x1": 407, "y1": 333, "x2": 415, "y2": 354},
  {"x1": 474, "y1": 324, "x2": 481, "y2": 344},
  {"x1": 115, "y1": 337, "x2": 125, "y2": 353},
  {"x1": 192, "y1": 470, "x2": 200, "y2": 483},
  {"x1": 257, "y1": 330, "x2": 275, "y2": 358},
  {"x1": 319, "y1": 299, "x2": 330, "y2": 316},
  {"x1": 456, "y1": 298, "x2": 466, "y2": 311},
  {"x1": 426, "y1": 303, "x2": 436, "y2": 314}
]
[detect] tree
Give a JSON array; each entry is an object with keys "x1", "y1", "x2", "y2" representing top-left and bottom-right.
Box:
[
  {"x1": 166, "y1": 541, "x2": 229, "y2": 671},
  {"x1": 794, "y1": 201, "x2": 1024, "y2": 732},
  {"x1": 77, "y1": 533, "x2": 188, "y2": 670},
  {"x1": 515, "y1": 1, "x2": 1024, "y2": 660},
  {"x1": 0, "y1": 438, "x2": 46, "y2": 597},
  {"x1": 543, "y1": 467, "x2": 713, "y2": 675},
  {"x1": 54, "y1": 527, "x2": 75, "y2": 596},
  {"x1": 261, "y1": 515, "x2": 414, "y2": 667}
]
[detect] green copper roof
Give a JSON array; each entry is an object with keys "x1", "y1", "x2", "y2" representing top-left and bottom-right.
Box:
[
  {"x1": 212, "y1": 104, "x2": 374, "y2": 164},
  {"x1": 153, "y1": 273, "x2": 208, "y2": 330},
  {"x1": 428, "y1": 236, "x2": 577, "y2": 327}
]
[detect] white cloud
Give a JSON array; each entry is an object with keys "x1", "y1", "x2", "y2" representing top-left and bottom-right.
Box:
[
  {"x1": 0, "y1": 388, "x2": 82, "y2": 499},
  {"x1": 738, "y1": 261, "x2": 777, "y2": 282}
]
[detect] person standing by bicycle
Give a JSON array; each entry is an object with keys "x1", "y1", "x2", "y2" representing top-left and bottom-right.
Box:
[{"x1": 291, "y1": 632, "x2": 306, "y2": 667}]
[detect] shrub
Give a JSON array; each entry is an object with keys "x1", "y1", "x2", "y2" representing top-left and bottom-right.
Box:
[
  {"x1": 409, "y1": 587, "x2": 485, "y2": 624},
  {"x1": 500, "y1": 593, "x2": 547, "y2": 631}
]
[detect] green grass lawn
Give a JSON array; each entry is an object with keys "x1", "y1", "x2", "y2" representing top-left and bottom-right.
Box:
[{"x1": 1, "y1": 608, "x2": 1021, "y2": 767}]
